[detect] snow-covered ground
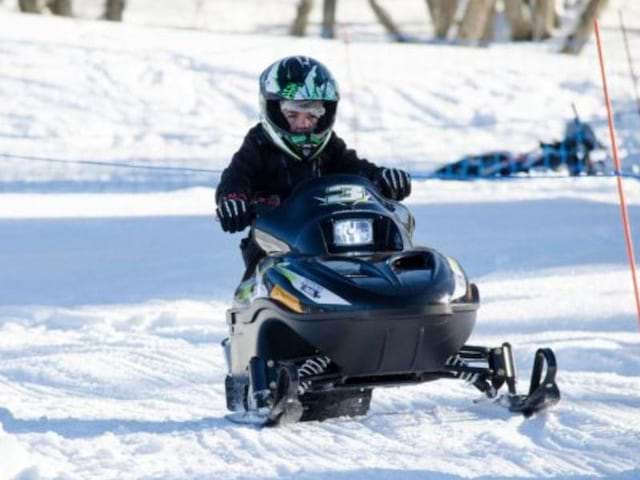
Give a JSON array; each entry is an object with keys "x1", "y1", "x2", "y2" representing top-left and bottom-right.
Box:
[
  {"x1": 1, "y1": 2, "x2": 640, "y2": 479},
  {"x1": 1, "y1": 0, "x2": 640, "y2": 190}
]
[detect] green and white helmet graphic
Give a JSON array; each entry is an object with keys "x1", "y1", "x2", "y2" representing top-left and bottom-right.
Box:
[{"x1": 259, "y1": 56, "x2": 340, "y2": 161}]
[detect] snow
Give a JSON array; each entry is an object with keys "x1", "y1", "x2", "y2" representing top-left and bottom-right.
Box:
[
  {"x1": 1, "y1": 1, "x2": 640, "y2": 479},
  {"x1": 1, "y1": 0, "x2": 640, "y2": 190}
]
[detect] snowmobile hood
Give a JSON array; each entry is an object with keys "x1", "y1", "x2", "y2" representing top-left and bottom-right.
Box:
[{"x1": 257, "y1": 248, "x2": 476, "y2": 312}]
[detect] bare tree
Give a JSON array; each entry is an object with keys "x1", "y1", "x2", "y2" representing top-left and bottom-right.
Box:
[
  {"x1": 19, "y1": 0, "x2": 72, "y2": 16},
  {"x1": 426, "y1": 0, "x2": 458, "y2": 39},
  {"x1": 457, "y1": 0, "x2": 496, "y2": 43},
  {"x1": 480, "y1": 1, "x2": 497, "y2": 43},
  {"x1": 291, "y1": 0, "x2": 313, "y2": 37},
  {"x1": 48, "y1": 0, "x2": 72, "y2": 16},
  {"x1": 104, "y1": 0, "x2": 125, "y2": 21},
  {"x1": 368, "y1": 0, "x2": 406, "y2": 42},
  {"x1": 504, "y1": 0, "x2": 533, "y2": 40},
  {"x1": 322, "y1": 0, "x2": 337, "y2": 38},
  {"x1": 531, "y1": 0, "x2": 555, "y2": 40},
  {"x1": 561, "y1": 0, "x2": 609, "y2": 54},
  {"x1": 18, "y1": 0, "x2": 41, "y2": 13}
]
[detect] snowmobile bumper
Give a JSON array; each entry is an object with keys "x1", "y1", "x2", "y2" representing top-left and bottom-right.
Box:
[{"x1": 227, "y1": 297, "x2": 478, "y2": 378}]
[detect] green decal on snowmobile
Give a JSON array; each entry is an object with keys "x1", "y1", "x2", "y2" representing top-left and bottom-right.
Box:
[
  {"x1": 275, "y1": 265, "x2": 349, "y2": 306},
  {"x1": 275, "y1": 264, "x2": 297, "y2": 283},
  {"x1": 234, "y1": 279, "x2": 255, "y2": 305}
]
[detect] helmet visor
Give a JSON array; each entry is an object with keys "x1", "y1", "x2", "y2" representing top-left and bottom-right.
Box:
[
  {"x1": 267, "y1": 100, "x2": 335, "y2": 134},
  {"x1": 280, "y1": 100, "x2": 326, "y2": 133}
]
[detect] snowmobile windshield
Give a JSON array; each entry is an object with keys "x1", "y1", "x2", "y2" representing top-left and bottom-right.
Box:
[{"x1": 253, "y1": 175, "x2": 411, "y2": 256}]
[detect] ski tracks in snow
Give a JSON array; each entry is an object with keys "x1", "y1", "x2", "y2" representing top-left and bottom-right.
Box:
[{"x1": 1, "y1": 295, "x2": 638, "y2": 479}]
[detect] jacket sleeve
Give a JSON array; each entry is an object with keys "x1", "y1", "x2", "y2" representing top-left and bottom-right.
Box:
[
  {"x1": 324, "y1": 133, "x2": 381, "y2": 180},
  {"x1": 215, "y1": 129, "x2": 264, "y2": 205}
]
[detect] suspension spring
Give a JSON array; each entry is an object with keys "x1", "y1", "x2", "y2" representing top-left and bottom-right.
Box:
[
  {"x1": 297, "y1": 356, "x2": 331, "y2": 395},
  {"x1": 446, "y1": 354, "x2": 480, "y2": 384}
]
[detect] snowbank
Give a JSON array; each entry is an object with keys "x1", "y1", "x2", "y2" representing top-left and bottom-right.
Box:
[{"x1": 0, "y1": 424, "x2": 39, "y2": 480}]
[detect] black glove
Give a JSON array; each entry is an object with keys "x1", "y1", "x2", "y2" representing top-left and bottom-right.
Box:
[
  {"x1": 216, "y1": 194, "x2": 252, "y2": 233},
  {"x1": 374, "y1": 168, "x2": 411, "y2": 201}
]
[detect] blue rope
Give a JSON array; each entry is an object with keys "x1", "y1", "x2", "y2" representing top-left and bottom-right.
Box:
[
  {"x1": 0, "y1": 153, "x2": 222, "y2": 174},
  {"x1": 1, "y1": 152, "x2": 639, "y2": 182},
  {"x1": 412, "y1": 171, "x2": 640, "y2": 181}
]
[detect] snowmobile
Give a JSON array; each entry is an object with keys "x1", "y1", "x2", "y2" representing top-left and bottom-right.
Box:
[
  {"x1": 222, "y1": 175, "x2": 560, "y2": 426},
  {"x1": 435, "y1": 117, "x2": 608, "y2": 178}
]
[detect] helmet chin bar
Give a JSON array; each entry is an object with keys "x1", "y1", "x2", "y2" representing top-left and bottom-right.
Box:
[
  {"x1": 284, "y1": 135, "x2": 318, "y2": 162},
  {"x1": 299, "y1": 142, "x2": 314, "y2": 159},
  {"x1": 261, "y1": 119, "x2": 302, "y2": 161},
  {"x1": 261, "y1": 116, "x2": 333, "y2": 162}
]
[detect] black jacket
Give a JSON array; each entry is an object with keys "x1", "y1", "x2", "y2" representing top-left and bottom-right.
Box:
[{"x1": 216, "y1": 124, "x2": 381, "y2": 204}]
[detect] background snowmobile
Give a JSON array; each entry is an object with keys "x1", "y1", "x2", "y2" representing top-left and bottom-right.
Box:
[
  {"x1": 435, "y1": 117, "x2": 608, "y2": 178},
  {"x1": 222, "y1": 175, "x2": 560, "y2": 426}
]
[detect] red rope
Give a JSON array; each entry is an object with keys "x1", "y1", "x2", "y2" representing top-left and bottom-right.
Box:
[{"x1": 594, "y1": 19, "x2": 640, "y2": 331}]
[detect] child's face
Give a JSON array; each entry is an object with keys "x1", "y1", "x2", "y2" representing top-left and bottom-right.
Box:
[{"x1": 283, "y1": 110, "x2": 320, "y2": 133}]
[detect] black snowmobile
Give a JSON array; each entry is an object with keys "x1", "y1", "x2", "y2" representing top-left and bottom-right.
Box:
[
  {"x1": 435, "y1": 118, "x2": 608, "y2": 178},
  {"x1": 222, "y1": 175, "x2": 560, "y2": 426}
]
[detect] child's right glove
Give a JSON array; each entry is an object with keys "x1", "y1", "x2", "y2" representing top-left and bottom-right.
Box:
[
  {"x1": 374, "y1": 168, "x2": 411, "y2": 201},
  {"x1": 216, "y1": 194, "x2": 252, "y2": 233}
]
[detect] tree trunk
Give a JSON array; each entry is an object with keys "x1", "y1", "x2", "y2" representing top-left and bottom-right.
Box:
[
  {"x1": 504, "y1": 0, "x2": 533, "y2": 41},
  {"x1": 561, "y1": 0, "x2": 609, "y2": 54},
  {"x1": 426, "y1": 0, "x2": 458, "y2": 39},
  {"x1": 104, "y1": 0, "x2": 125, "y2": 21},
  {"x1": 531, "y1": 0, "x2": 555, "y2": 40},
  {"x1": 291, "y1": 0, "x2": 314, "y2": 37},
  {"x1": 480, "y1": 1, "x2": 497, "y2": 44},
  {"x1": 425, "y1": 0, "x2": 437, "y2": 23},
  {"x1": 554, "y1": 7, "x2": 562, "y2": 28},
  {"x1": 457, "y1": 0, "x2": 496, "y2": 43},
  {"x1": 368, "y1": 0, "x2": 406, "y2": 42},
  {"x1": 48, "y1": 0, "x2": 72, "y2": 16},
  {"x1": 19, "y1": 0, "x2": 41, "y2": 13},
  {"x1": 322, "y1": 0, "x2": 337, "y2": 38}
]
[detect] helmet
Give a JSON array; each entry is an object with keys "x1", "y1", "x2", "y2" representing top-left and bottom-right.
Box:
[{"x1": 259, "y1": 56, "x2": 340, "y2": 161}]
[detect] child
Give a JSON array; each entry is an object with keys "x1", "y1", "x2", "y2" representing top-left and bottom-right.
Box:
[{"x1": 216, "y1": 56, "x2": 411, "y2": 275}]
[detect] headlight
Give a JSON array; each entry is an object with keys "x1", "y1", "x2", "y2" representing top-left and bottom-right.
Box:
[
  {"x1": 447, "y1": 257, "x2": 468, "y2": 301},
  {"x1": 333, "y1": 219, "x2": 373, "y2": 246}
]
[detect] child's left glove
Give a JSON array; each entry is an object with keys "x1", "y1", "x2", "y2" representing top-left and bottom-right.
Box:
[{"x1": 374, "y1": 168, "x2": 411, "y2": 201}]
